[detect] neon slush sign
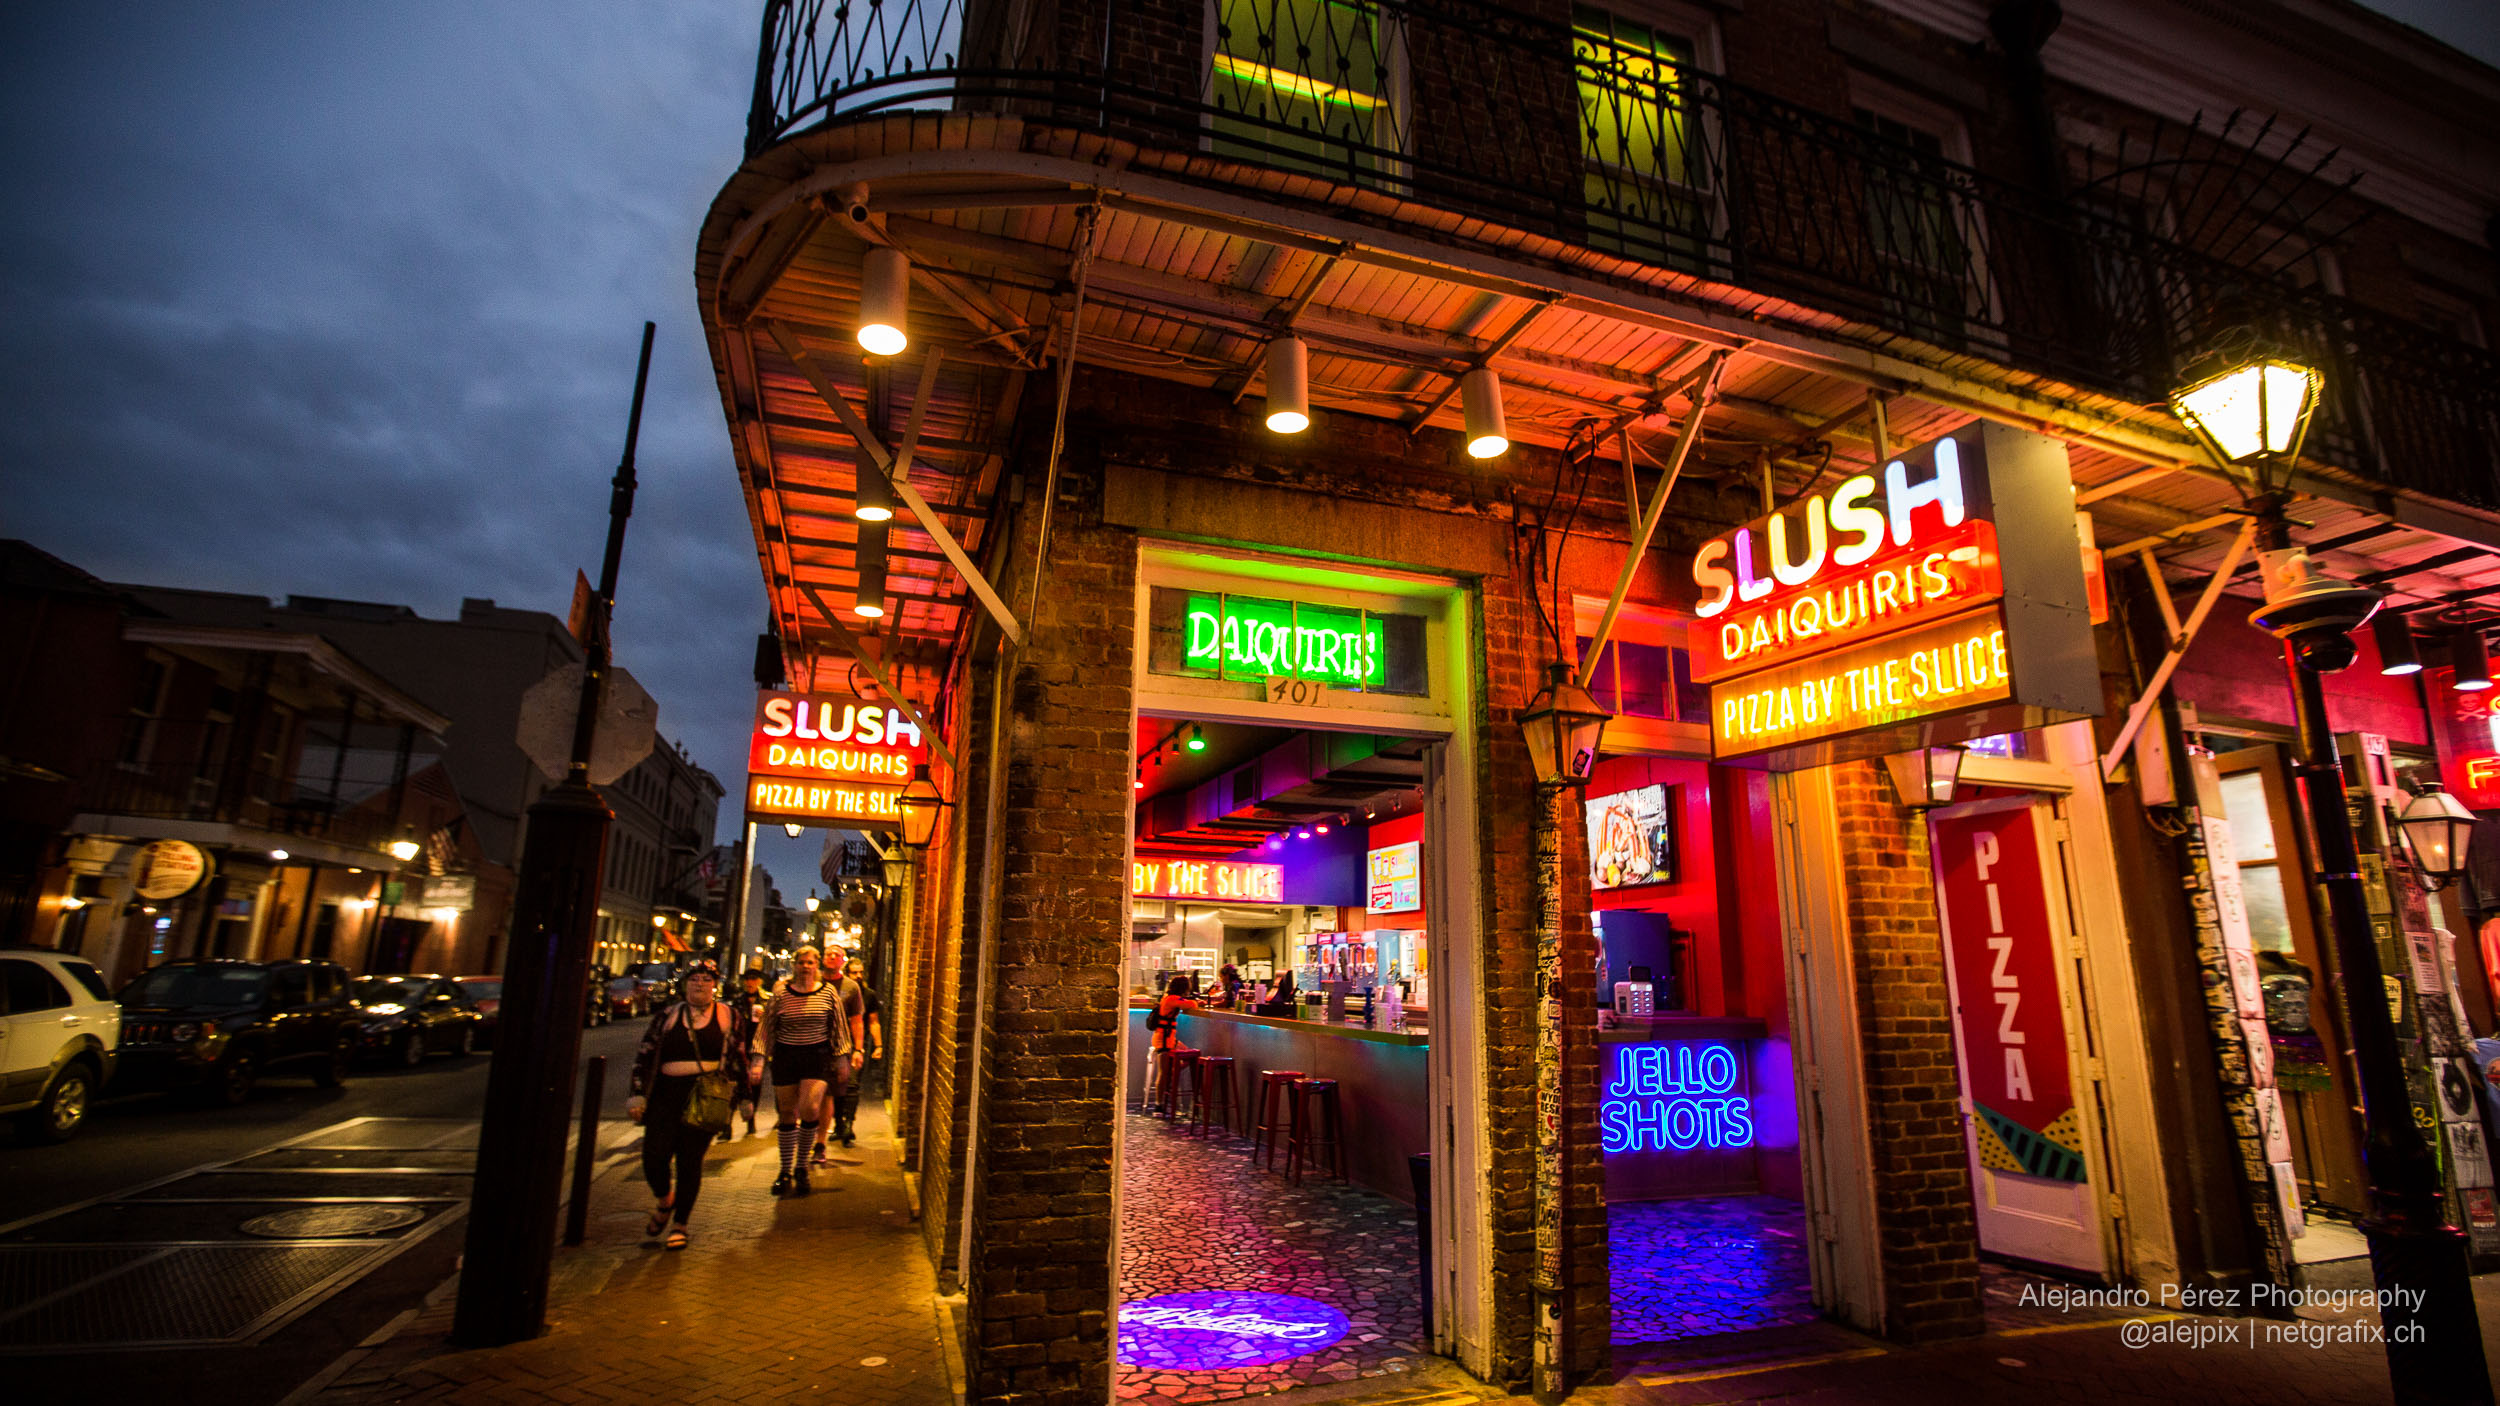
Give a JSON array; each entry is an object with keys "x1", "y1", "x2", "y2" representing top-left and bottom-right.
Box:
[
  {"x1": 1181, "y1": 593, "x2": 1384, "y2": 686},
  {"x1": 745, "y1": 689, "x2": 933, "y2": 827},
  {"x1": 1118, "y1": 1291, "x2": 1351, "y2": 1369},
  {"x1": 1600, "y1": 1042, "x2": 1755, "y2": 1153},
  {"x1": 1690, "y1": 424, "x2": 2098, "y2": 767}
]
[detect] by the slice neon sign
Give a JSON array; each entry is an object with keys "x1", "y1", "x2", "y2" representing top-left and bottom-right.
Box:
[{"x1": 1600, "y1": 1042, "x2": 1755, "y2": 1153}]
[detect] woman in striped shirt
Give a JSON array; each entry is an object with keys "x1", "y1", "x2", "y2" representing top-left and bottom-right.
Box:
[{"x1": 762, "y1": 944, "x2": 842, "y2": 1195}]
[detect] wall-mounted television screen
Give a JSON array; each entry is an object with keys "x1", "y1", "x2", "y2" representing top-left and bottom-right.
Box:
[{"x1": 1586, "y1": 784, "x2": 1675, "y2": 890}]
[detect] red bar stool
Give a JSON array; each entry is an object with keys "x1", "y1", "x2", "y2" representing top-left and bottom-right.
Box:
[
  {"x1": 1162, "y1": 1049, "x2": 1204, "y2": 1122},
  {"x1": 1194, "y1": 1055, "x2": 1238, "y2": 1139},
  {"x1": 1286, "y1": 1076, "x2": 1345, "y2": 1185},
  {"x1": 1253, "y1": 1069, "x2": 1304, "y2": 1170}
]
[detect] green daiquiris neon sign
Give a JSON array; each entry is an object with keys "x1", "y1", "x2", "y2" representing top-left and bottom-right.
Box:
[{"x1": 1183, "y1": 594, "x2": 1385, "y2": 686}]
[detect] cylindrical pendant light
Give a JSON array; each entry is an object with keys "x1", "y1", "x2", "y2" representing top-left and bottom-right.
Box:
[
  {"x1": 854, "y1": 444, "x2": 893, "y2": 523},
  {"x1": 1461, "y1": 367, "x2": 1508, "y2": 458},
  {"x1": 857, "y1": 246, "x2": 910, "y2": 357},
  {"x1": 2452, "y1": 629, "x2": 2491, "y2": 691},
  {"x1": 853, "y1": 522, "x2": 888, "y2": 619},
  {"x1": 1264, "y1": 337, "x2": 1309, "y2": 434},
  {"x1": 2371, "y1": 613, "x2": 2422, "y2": 676}
]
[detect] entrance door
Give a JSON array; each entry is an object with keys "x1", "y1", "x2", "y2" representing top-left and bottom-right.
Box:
[{"x1": 1929, "y1": 797, "x2": 2108, "y2": 1275}]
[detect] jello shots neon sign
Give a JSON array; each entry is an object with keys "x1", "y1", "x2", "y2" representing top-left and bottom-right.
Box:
[{"x1": 1600, "y1": 1042, "x2": 1755, "y2": 1153}]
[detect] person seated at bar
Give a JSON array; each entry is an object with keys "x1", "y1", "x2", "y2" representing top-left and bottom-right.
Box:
[
  {"x1": 1254, "y1": 970, "x2": 1298, "y2": 1017},
  {"x1": 1143, "y1": 975, "x2": 1199, "y2": 1108}
]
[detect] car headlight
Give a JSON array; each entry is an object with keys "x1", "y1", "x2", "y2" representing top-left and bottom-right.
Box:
[
  {"x1": 196, "y1": 1026, "x2": 229, "y2": 1052},
  {"x1": 172, "y1": 1022, "x2": 200, "y2": 1042}
]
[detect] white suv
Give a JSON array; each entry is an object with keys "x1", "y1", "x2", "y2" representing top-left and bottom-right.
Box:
[{"x1": 0, "y1": 947, "x2": 120, "y2": 1142}]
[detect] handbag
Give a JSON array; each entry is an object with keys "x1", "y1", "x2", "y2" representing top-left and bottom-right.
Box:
[{"x1": 678, "y1": 1005, "x2": 736, "y2": 1133}]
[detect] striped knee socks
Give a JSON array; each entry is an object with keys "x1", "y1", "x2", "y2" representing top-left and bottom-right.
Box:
[{"x1": 777, "y1": 1121, "x2": 800, "y2": 1174}]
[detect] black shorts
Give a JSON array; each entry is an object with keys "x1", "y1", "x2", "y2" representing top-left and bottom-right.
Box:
[{"x1": 771, "y1": 1042, "x2": 831, "y2": 1084}]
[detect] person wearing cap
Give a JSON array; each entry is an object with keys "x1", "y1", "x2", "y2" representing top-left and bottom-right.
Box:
[{"x1": 625, "y1": 960, "x2": 755, "y2": 1249}]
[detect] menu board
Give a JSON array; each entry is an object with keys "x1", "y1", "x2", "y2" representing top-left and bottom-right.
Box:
[
  {"x1": 1587, "y1": 784, "x2": 1674, "y2": 890},
  {"x1": 1367, "y1": 841, "x2": 1421, "y2": 914}
]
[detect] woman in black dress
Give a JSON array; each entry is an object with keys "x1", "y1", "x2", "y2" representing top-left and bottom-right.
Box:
[{"x1": 626, "y1": 960, "x2": 753, "y2": 1249}]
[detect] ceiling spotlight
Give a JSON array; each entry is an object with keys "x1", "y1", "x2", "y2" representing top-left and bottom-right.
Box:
[
  {"x1": 854, "y1": 521, "x2": 888, "y2": 618},
  {"x1": 1267, "y1": 837, "x2": 1283, "y2": 851},
  {"x1": 854, "y1": 445, "x2": 894, "y2": 523},
  {"x1": 1315, "y1": 821, "x2": 1331, "y2": 835},
  {"x1": 269, "y1": 849, "x2": 289, "y2": 861},
  {"x1": 1186, "y1": 724, "x2": 1207, "y2": 753},
  {"x1": 857, "y1": 245, "x2": 910, "y2": 357},
  {"x1": 2453, "y1": 630, "x2": 2492, "y2": 691},
  {"x1": 1297, "y1": 828, "x2": 1313, "y2": 840},
  {"x1": 2372, "y1": 613, "x2": 2422, "y2": 676},
  {"x1": 1134, "y1": 777, "x2": 1145, "y2": 791},
  {"x1": 1264, "y1": 337, "x2": 1309, "y2": 435},
  {"x1": 1461, "y1": 367, "x2": 1508, "y2": 458}
]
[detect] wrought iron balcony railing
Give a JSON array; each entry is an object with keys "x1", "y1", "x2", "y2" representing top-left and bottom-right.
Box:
[
  {"x1": 746, "y1": 0, "x2": 2500, "y2": 510},
  {"x1": 74, "y1": 718, "x2": 405, "y2": 852}
]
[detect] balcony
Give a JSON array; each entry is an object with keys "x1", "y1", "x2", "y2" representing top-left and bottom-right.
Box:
[
  {"x1": 745, "y1": 0, "x2": 2499, "y2": 511},
  {"x1": 73, "y1": 718, "x2": 411, "y2": 855}
]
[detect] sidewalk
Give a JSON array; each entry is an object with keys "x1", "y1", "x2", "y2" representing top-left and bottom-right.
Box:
[{"x1": 296, "y1": 1102, "x2": 959, "y2": 1406}]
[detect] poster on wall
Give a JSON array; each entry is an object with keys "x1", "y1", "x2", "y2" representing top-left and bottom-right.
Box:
[
  {"x1": 1586, "y1": 784, "x2": 1674, "y2": 890},
  {"x1": 1931, "y1": 809, "x2": 2087, "y2": 1183},
  {"x1": 1367, "y1": 841, "x2": 1420, "y2": 914}
]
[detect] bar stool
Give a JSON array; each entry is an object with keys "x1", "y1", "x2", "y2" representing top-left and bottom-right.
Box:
[
  {"x1": 1286, "y1": 1076, "x2": 1345, "y2": 1185},
  {"x1": 1252, "y1": 1069, "x2": 1304, "y2": 1169},
  {"x1": 1194, "y1": 1056, "x2": 1238, "y2": 1139},
  {"x1": 1162, "y1": 1049, "x2": 1204, "y2": 1122}
]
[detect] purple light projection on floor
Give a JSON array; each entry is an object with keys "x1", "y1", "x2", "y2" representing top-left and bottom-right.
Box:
[{"x1": 1118, "y1": 1291, "x2": 1352, "y2": 1369}]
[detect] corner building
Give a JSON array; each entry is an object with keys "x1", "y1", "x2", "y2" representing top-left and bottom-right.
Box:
[{"x1": 692, "y1": 2, "x2": 2500, "y2": 1400}]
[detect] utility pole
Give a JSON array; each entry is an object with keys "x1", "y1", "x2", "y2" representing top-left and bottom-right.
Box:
[{"x1": 454, "y1": 322, "x2": 654, "y2": 1347}]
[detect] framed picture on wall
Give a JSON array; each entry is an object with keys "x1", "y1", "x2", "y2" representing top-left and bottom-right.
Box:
[{"x1": 1586, "y1": 783, "x2": 1675, "y2": 890}]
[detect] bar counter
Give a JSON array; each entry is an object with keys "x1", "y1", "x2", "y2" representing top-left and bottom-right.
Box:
[{"x1": 1127, "y1": 1001, "x2": 1428, "y2": 1204}]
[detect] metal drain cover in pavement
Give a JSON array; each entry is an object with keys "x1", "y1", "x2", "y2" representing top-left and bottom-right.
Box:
[{"x1": 238, "y1": 1205, "x2": 427, "y2": 1239}]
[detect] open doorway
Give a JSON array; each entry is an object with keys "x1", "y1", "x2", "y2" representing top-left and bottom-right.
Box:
[
  {"x1": 1591, "y1": 754, "x2": 1815, "y2": 1354},
  {"x1": 1117, "y1": 714, "x2": 1439, "y2": 1402}
]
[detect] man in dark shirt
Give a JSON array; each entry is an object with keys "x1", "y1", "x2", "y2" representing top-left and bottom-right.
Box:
[{"x1": 812, "y1": 949, "x2": 876, "y2": 1159}]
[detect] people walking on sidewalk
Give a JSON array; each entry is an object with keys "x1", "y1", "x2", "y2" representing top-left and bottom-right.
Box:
[
  {"x1": 625, "y1": 960, "x2": 755, "y2": 1250},
  {"x1": 761, "y1": 945, "x2": 854, "y2": 1196},
  {"x1": 815, "y1": 949, "x2": 874, "y2": 1160},
  {"x1": 726, "y1": 967, "x2": 770, "y2": 1139}
]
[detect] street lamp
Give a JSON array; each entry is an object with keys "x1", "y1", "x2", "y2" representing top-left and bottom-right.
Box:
[
  {"x1": 387, "y1": 837, "x2": 421, "y2": 863},
  {"x1": 1520, "y1": 663, "x2": 1610, "y2": 786},
  {"x1": 784, "y1": 822, "x2": 805, "y2": 838},
  {"x1": 881, "y1": 854, "x2": 911, "y2": 889},
  {"x1": 2398, "y1": 784, "x2": 2477, "y2": 891},
  {"x1": 1880, "y1": 744, "x2": 1966, "y2": 811},
  {"x1": 897, "y1": 764, "x2": 948, "y2": 851},
  {"x1": 2173, "y1": 346, "x2": 2488, "y2": 1394}
]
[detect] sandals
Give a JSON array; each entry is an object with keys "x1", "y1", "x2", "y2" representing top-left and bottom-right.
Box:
[
  {"x1": 644, "y1": 1203, "x2": 673, "y2": 1237},
  {"x1": 663, "y1": 1227, "x2": 689, "y2": 1251}
]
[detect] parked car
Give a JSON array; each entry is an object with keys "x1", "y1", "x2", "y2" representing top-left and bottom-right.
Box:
[
  {"x1": 602, "y1": 972, "x2": 646, "y2": 1021},
  {"x1": 117, "y1": 959, "x2": 354, "y2": 1105},
  {"x1": 584, "y1": 964, "x2": 615, "y2": 1027},
  {"x1": 350, "y1": 975, "x2": 482, "y2": 1066},
  {"x1": 627, "y1": 961, "x2": 676, "y2": 1007},
  {"x1": 453, "y1": 976, "x2": 502, "y2": 1047},
  {"x1": 1, "y1": 947, "x2": 120, "y2": 1142}
]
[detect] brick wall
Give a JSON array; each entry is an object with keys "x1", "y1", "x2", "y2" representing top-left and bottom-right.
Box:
[
  {"x1": 961, "y1": 461, "x2": 1137, "y2": 1406},
  {"x1": 1830, "y1": 758, "x2": 1984, "y2": 1343},
  {"x1": 920, "y1": 658, "x2": 1003, "y2": 1289}
]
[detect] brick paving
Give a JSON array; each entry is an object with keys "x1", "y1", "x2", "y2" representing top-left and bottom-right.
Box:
[
  {"x1": 1119, "y1": 1109, "x2": 1427, "y2": 1403},
  {"x1": 298, "y1": 1102, "x2": 956, "y2": 1406},
  {"x1": 1607, "y1": 1197, "x2": 1817, "y2": 1346}
]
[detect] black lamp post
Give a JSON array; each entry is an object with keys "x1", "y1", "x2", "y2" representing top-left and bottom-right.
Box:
[
  {"x1": 2173, "y1": 345, "x2": 2490, "y2": 1403},
  {"x1": 1519, "y1": 662, "x2": 1611, "y2": 1405}
]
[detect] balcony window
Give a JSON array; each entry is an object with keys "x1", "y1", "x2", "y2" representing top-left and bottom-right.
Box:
[
  {"x1": 1577, "y1": 636, "x2": 1708, "y2": 725},
  {"x1": 1208, "y1": 0, "x2": 1402, "y2": 186},
  {"x1": 1852, "y1": 101, "x2": 1982, "y2": 347},
  {"x1": 1573, "y1": 8, "x2": 1709, "y2": 271}
]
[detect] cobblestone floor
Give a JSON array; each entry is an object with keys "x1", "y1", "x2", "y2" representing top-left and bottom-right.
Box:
[
  {"x1": 1118, "y1": 1110, "x2": 1425, "y2": 1403},
  {"x1": 1607, "y1": 1196, "x2": 1818, "y2": 1346}
]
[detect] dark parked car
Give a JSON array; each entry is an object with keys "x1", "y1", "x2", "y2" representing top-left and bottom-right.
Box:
[
  {"x1": 350, "y1": 975, "x2": 482, "y2": 1066},
  {"x1": 627, "y1": 961, "x2": 676, "y2": 1007},
  {"x1": 116, "y1": 959, "x2": 354, "y2": 1105},
  {"x1": 454, "y1": 976, "x2": 502, "y2": 1047}
]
